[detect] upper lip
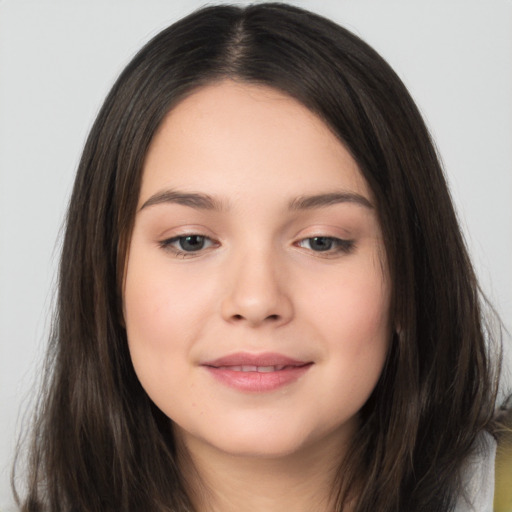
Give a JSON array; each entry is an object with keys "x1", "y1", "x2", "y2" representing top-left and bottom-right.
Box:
[{"x1": 202, "y1": 352, "x2": 311, "y2": 368}]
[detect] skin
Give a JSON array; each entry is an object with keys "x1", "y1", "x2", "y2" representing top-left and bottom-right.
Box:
[{"x1": 123, "y1": 80, "x2": 391, "y2": 512}]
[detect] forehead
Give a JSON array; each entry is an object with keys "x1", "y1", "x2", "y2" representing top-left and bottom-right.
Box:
[{"x1": 140, "y1": 80, "x2": 370, "y2": 205}]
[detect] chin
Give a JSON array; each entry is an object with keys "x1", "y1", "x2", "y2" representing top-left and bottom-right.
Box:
[
  {"x1": 176, "y1": 415, "x2": 354, "y2": 463},
  {"x1": 208, "y1": 433, "x2": 311, "y2": 459}
]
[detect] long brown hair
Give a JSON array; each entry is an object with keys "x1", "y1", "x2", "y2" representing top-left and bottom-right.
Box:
[{"x1": 15, "y1": 4, "x2": 502, "y2": 511}]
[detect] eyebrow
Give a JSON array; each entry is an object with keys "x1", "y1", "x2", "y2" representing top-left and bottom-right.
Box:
[
  {"x1": 140, "y1": 189, "x2": 226, "y2": 211},
  {"x1": 289, "y1": 192, "x2": 373, "y2": 210},
  {"x1": 139, "y1": 189, "x2": 373, "y2": 212}
]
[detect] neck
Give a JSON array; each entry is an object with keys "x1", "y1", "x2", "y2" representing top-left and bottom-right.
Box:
[{"x1": 176, "y1": 428, "x2": 356, "y2": 512}]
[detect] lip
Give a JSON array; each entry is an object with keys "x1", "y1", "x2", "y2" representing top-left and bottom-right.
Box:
[{"x1": 201, "y1": 352, "x2": 313, "y2": 392}]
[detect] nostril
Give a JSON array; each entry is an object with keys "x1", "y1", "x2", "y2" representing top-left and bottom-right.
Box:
[{"x1": 230, "y1": 313, "x2": 280, "y2": 323}]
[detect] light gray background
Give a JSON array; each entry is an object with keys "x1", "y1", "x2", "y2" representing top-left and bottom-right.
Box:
[{"x1": 1, "y1": 1, "x2": 511, "y2": 509}]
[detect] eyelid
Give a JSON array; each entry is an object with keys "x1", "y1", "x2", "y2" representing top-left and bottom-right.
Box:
[
  {"x1": 158, "y1": 233, "x2": 219, "y2": 258},
  {"x1": 294, "y1": 235, "x2": 355, "y2": 257},
  {"x1": 156, "y1": 227, "x2": 355, "y2": 259}
]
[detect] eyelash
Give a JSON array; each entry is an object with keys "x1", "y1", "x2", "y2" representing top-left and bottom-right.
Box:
[
  {"x1": 158, "y1": 235, "x2": 217, "y2": 258},
  {"x1": 296, "y1": 236, "x2": 355, "y2": 256},
  {"x1": 159, "y1": 234, "x2": 355, "y2": 258}
]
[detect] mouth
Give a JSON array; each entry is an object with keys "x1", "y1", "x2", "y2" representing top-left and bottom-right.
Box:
[
  {"x1": 213, "y1": 364, "x2": 300, "y2": 372},
  {"x1": 201, "y1": 352, "x2": 313, "y2": 392}
]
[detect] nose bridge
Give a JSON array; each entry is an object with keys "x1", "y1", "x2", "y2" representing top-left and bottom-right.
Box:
[{"x1": 221, "y1": 240, "x2": 292, "y2": 326}]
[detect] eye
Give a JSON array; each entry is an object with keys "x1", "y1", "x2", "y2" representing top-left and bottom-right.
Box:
[
  {"x1": 159, "y1": 234, "x2": 216, "y2": 256},
  {"x1": 297, "y1": 236, "x2": 354, "y2": 254}
]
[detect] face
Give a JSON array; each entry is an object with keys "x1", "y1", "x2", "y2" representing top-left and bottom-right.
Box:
[{"x1": 123, "y1": 81, "x2": 391, "y2": 460}]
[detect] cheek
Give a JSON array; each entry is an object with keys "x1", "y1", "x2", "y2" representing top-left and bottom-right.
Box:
[
  {"x1": 124, "y1": 264, "x2": 174, "y2": 350},
  {"x1": 122, "y1": 250, "x2": 205, "y2": 402},
  {"x1": 306, "y1": 259, "x2": 390, "y2": 340},
  {"x1": 124, "y1": 248, "x2": 213, "y2": 347},
  {"x1": 303, "y1": 260, "x2": 390, "y2": 399}
]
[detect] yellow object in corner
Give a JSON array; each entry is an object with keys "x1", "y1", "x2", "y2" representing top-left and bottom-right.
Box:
[{"x1": 494, "y1": 435, "x2": 512, "y2": 512}]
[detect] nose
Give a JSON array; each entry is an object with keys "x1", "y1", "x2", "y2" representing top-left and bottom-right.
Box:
[{"x1": 220, "y1": 249, "x2": 294, "y2": 327}]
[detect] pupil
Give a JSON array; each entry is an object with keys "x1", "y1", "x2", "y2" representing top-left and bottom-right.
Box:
[
  {"x1": 180, "y1": 235, "x2": 205, "y2": 251},
  {"x1": 310, "y1": 237, "x2": 332, "y2": 251}
]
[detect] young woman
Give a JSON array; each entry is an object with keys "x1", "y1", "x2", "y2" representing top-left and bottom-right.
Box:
[{"x1": 15, "y1": 4, "x2": 505, "y2": 511}]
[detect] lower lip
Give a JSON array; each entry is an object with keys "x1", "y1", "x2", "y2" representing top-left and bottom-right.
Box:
[{"x1": 204, "y1": 364, "x2": 312, "y2": 392}]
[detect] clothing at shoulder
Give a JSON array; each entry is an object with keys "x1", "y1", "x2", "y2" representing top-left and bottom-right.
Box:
[{"x1": 454, "y1": 434, "x2": 496, "y2": 512}]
